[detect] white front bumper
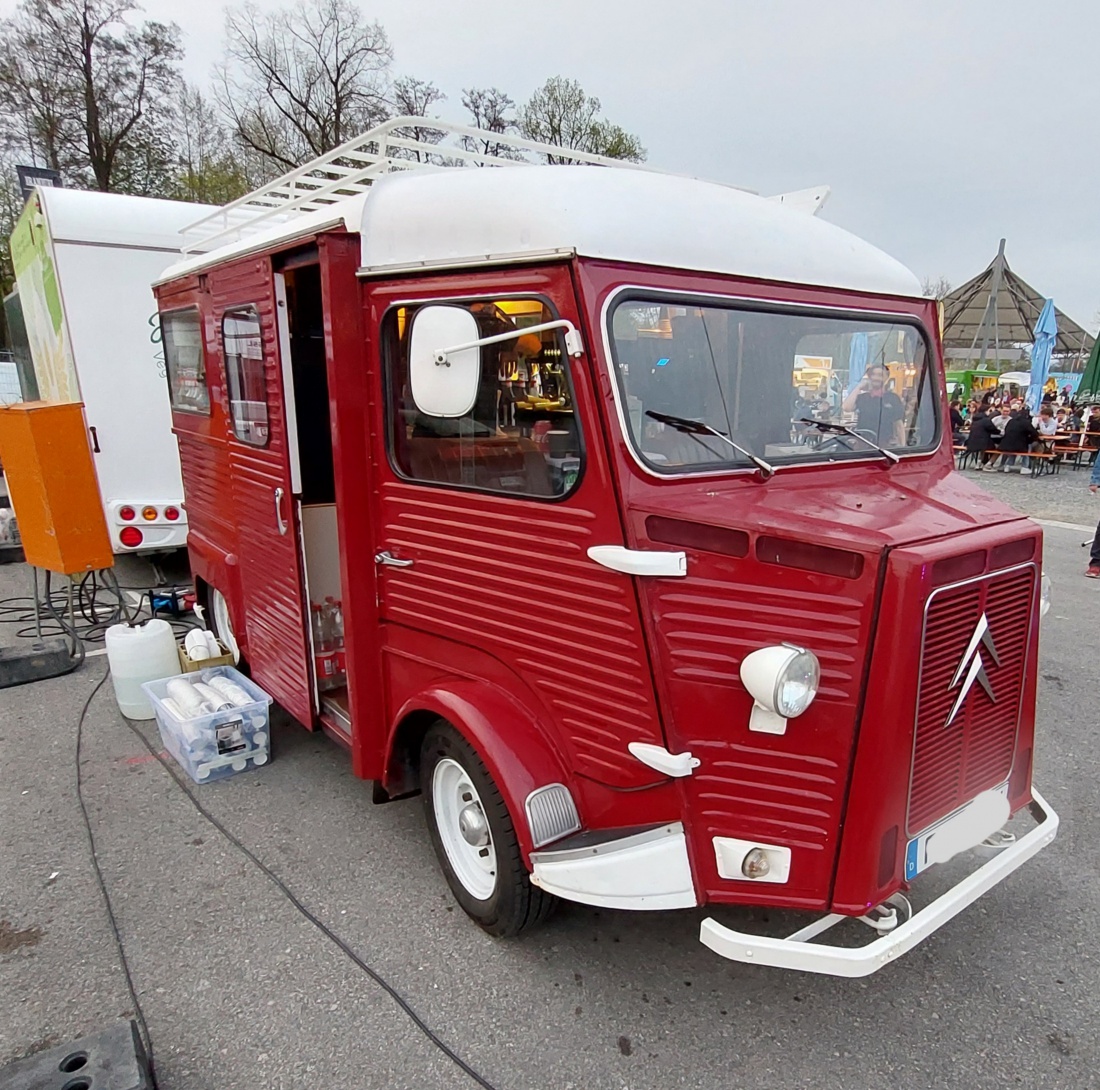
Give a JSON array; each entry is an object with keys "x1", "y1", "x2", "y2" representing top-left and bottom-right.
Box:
[{"x1": 699, "y1": 787, "x2": 1058, "y2": 977}]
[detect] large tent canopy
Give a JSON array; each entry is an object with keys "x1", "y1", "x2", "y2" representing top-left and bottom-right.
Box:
[{"x1": 941, "y1": 240, "x2": 1094, "y2": 365}]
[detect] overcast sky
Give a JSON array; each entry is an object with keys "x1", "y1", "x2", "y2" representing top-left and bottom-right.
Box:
[{"x1": 32, "y1": 0, "x2": 1100, "y2": 328}]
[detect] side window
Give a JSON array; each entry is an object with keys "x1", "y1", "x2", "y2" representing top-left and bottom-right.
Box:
[
  {"x1": 222, "y1": 306, "x2": 269, "y2": 447},
  {"x1": 161, "y1": 308, "x2": 209, "y2": 414},
  {"x1": 384, "y1": 298, "x2": 582, "y2": 499}
]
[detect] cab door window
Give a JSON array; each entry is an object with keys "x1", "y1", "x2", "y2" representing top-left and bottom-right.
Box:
[
  {"x1": 384, "y1": 298, "x2": 583, "y2": 498},
  {"x1": 222, "y1": 306, "x2": 269, "y2": 446}
]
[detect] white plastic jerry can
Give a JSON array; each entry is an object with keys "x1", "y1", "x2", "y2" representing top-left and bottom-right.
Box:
[{"x1": 105, "y1": 619, "x2": 181, "y2": 719}]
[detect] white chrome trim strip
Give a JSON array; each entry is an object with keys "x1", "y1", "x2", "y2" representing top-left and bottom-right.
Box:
[
  {"x1": 358, "y1": 248, "x2": 576, "y2": 278},
  {"x1": 698, "y1": 787, "x2": 1058, "y2": 977}
]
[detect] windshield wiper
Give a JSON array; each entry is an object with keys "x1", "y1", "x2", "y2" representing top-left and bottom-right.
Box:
[
  {"x1": 798, "y1": 418, "x2": 900, "y2": 464},
  {"x1": 646, "y1": 410, "x2": 775, "y2": 477}
]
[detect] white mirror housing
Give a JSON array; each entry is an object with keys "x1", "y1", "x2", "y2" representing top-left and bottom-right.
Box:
[{"x1": 408, "y1": 305, "x2": 481, "y2": 418}]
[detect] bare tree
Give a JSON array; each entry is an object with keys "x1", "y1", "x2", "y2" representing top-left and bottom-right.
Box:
[
  {"x1": 921, "y1": 274, "x2": 954, "y2": 300},
  {"x1": 216, "y1": 0, "x2": 393, "y2": 178},
  {"x1": 460, "y1": 86, "x2": 522, "y2": 161},
  {"x1": 390, "y1": 76, "x2": 445, "y2": 162},
  {"x1": 519, "y1": 77, "x2": 645, "y2": 164},
  {"x1": 173, "y1": 85, "x2": 252, "y2": 204},
  {"x1": 0, "y1": 0, "x2": 182, "y2": 192}
]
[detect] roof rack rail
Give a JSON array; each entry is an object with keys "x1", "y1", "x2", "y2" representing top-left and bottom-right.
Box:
[{"x1": 179, "y1": 116, "x2": 659, "y2": 255}]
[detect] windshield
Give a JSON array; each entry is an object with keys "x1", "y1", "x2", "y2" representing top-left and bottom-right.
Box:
[{"x1": 608, "y1": 295, "x2": 938, "y2": 473}]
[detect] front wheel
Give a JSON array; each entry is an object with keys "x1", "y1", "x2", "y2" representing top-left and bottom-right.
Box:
[{"x1": 421, "y1": 722, "x2": 554, "y2": 937}]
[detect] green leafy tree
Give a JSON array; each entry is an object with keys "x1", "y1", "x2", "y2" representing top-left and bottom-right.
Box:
[{"x1": 519, "y1": 77, "x2": 645, "y2": 164}]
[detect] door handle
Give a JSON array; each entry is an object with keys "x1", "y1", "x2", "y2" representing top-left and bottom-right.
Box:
[
  {"x1": 89, "y1": 426, "x2": 100, "y2": 453},
  {"x1": 587, "y1": 545, "x2": 686, "y2": 577},
  {"x1": 274, "y1": 487, "x2": 288, "y2": 535},
  {"x1": 375, "y1": 550, "x2": 414, "y2": 569}
]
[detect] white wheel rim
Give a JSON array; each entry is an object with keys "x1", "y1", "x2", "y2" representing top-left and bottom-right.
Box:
[
  {"x1": 211, "y1": 589, "x2": 240, "y2": 664},
  {"x1": 432, "y1": 757, "x2": 497, "y2": 901}
]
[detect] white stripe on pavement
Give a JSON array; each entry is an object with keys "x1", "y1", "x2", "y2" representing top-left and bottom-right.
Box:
[{"x1": 1035, "y1": 518, "x2": 1096, "y2": 533}]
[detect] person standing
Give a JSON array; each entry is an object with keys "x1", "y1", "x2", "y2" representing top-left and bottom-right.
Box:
[
  {"x1": 841, "y1": 363, "x2": 906, "y2": 446},
  {"x1": 1088, "y1": 458, "x2": 1100, "y2": 577}
]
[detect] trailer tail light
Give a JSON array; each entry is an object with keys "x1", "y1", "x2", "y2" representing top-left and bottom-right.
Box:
[
  {"x1": 119, "y1": 526, "x2": 143, "y2": 548},
  {"x1": 118, "y1": 506, "x2": 135, "y2": 521},
  {"x1": 141, "y1": 506, "x2": 158, "y2": 521},
  {"x1": 164, "y1": 506, "x2": 180, "y2": 521}
]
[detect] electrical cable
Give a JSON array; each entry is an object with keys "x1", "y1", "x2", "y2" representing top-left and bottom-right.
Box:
[
  {"x1": 74, "y1": 669, "x2": 156, "y2": 1084},
  {"x1": 77, "y1": 676, "x2": 503, "y2": 1090},
  {"x1": 0, "y1": 567, "x2": 199, "y2": 645}
]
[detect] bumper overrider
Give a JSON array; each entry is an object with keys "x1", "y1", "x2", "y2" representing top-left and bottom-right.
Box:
[{"x1": 699, "y1": 788, "x2": 1058, "y2": 977}]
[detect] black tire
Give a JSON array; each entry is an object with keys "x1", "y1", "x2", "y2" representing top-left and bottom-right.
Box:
[{"x1": 420, "y1": 721, "x2": 555, "y2": 937}]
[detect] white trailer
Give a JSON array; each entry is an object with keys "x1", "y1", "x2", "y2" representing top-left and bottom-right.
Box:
[{"x1": 9, "y1": 187, "x2": 215, "y2": 552}]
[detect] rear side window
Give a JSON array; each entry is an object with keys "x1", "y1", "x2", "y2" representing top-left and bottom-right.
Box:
[
  {"x1": 222, "y1": 306, "x2": 269, "y2": 447},
  {"x1": 161, "y1": 308, "x2": 209, "y2": 414},
  {"x1": 383, "y1": 298, "x2": 582, "y2": 499}
]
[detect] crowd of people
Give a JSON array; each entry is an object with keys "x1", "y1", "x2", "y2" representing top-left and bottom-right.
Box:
[
  {"x1": 953, "y1": 391, "x2": 1100, "y2": 472},
  {"x1": 951, "y1": 388, "x2": 1100, "y2": 580}
]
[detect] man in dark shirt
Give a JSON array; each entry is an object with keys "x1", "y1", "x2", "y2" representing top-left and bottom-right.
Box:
[{"x1": 842, "y1": 364, "x2": 906, "y2": 446}]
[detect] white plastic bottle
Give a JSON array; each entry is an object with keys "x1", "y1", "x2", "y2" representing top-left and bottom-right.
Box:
[{"x1": 105, "y1": 620, "x2": 181, "y2": 720}]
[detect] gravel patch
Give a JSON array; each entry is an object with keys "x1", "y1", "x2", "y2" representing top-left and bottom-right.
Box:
[{"x1": 958, "y1": 457, "x2": 1100, "y2": 527}]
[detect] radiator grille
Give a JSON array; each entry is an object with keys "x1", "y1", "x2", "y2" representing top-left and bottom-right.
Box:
[{"x1": 908, "y1": 565, "x2": 1034, "y2": 834}]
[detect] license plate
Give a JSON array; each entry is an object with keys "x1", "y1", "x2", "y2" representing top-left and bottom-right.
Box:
[{"x1": 905, "y1": 785, "x2": 1010, "y2": 880}]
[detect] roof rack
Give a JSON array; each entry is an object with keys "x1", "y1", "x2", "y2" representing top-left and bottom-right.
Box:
[{"x1": 179, "y1": 117, "x2": 659, "y2": 255}]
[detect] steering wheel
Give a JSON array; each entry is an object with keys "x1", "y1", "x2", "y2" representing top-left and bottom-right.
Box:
[{"x1": 813, "y1": 434, "x2": 859, "y2": 454}]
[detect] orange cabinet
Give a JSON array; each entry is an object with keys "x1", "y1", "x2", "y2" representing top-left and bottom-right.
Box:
[{"x1": 0, "y1": 401, "x2": 113, "y2": 574}]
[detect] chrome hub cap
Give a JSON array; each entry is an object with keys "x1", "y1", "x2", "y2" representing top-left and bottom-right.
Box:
[{"x1": 433, "y1": 757, "x2": 497, "y2": 901}]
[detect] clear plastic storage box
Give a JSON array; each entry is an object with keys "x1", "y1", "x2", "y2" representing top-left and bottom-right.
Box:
[{"x1": 141, "y1": 666, "x2": 273, "y2": 784}]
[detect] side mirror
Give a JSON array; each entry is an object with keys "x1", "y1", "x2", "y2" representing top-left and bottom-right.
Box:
[{"x1": 408, "y1": 306, "x2": 481, "y2": 418}]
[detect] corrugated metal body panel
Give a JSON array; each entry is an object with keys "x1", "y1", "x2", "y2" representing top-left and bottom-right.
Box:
[
  {"x1": 908, "y1": 566, "x2": 1034, "y2": 834},
  {"x1": 177, "y1": 431, "x2": 235, "y2": 543},
  {"x1": 378, "y1": 482, "x2": 667, "y2": 787},
  {"x1": 636, "y1": 542, "x2": 877, "y2": 909},
  {"x1": 209, "y1": 260, "x2": 314, "y2": 726}
]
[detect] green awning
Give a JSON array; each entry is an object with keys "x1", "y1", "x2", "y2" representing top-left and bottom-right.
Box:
[{"x1": 1080, "y1": 337, "x2": 1100, "y2": 401}]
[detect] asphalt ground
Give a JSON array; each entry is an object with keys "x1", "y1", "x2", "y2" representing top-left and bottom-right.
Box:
[{"x1": 2, "y1": 470, "x2": 1099, "y2": 1090}]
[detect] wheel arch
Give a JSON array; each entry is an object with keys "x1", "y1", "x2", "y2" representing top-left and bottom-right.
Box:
[
  {"x1": 189, "y1": 532, "x2": 246, "y2": 653},
  {"x1": 383, "y1": 679, "x2": 575, "y2": 859}
]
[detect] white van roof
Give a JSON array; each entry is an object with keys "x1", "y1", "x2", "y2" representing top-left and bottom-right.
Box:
[
  {"x1": 36, "y1": 187, "x2": 218, "y2": 252},
  {"x1": 358, "y1": 166, "x2": 921, "y2": 297},
  {"x1": 155, "y1": 117, "x2": 918, "y2": 297}
]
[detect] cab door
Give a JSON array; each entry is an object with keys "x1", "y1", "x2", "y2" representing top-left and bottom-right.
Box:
[
  {"x1": 364, "y1": 266, "x2": 671, "y2": 790},
  {"x1": 210, "y1": 261, "x2": 314, "y2": 725}
]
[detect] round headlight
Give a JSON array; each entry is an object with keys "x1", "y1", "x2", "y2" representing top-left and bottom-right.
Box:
[
  {"x1": 775, "y1": 648, "x2": 820, "y2": 717},
  {"x1": 740, "y1": 644, "x2": 821, "y2": 719},
  {"x1": 1040, "y1": 572, "x2": 1052, "y2": 619}
]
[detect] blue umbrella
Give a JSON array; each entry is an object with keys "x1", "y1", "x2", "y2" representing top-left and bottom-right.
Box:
[
  {"x1": 845, "y1": 332, "x2": 869, "y2": 396},
  {"x1": 1026, "y1": 299, "x2": 1057, "y2": 411}
]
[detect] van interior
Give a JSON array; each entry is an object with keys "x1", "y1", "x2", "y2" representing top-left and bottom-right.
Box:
[{"x1": 278, "y1": 258, "x2": 347, "y2": 728}]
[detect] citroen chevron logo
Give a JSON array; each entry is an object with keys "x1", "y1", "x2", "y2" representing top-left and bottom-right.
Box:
[{"x1": 946, "y1": 613, "x2": 1000, "y2": 727}]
